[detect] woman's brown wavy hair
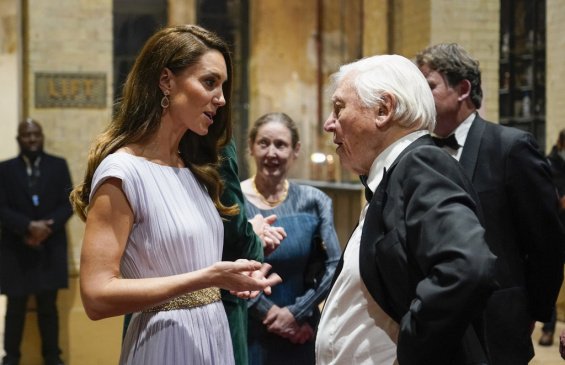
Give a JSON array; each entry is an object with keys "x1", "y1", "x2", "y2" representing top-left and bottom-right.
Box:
[{"x1": 70, "y1": 24, "x2": 238, "y2": 221}]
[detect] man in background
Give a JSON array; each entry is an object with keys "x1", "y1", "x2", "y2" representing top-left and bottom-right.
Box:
[
  {"x1": 0, "y1": 118, "x2": 73, "y2": 365},
  {"x1": 416, "y1": 43, "x2": 565, "y2": 364},
  {"x1": 538, "y1": 128, "x2": 565, "y2": 346}
]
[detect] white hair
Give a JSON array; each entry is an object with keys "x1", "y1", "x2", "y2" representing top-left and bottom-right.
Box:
[{"x1": 330, "y1": 54, "x2": 436, "y2": 132}]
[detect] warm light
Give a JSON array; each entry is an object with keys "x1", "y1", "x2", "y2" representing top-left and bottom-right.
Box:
[{"x1": 310, "y1": 152, "x2": 327, "y2": 164}]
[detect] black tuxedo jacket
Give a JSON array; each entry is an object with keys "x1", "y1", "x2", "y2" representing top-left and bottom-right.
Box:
[
  {"x1": 351, "y1": 135, "x2": 496, "y2": 364},
  {"x1": 0, "y1": 152, "x2": 73, "y2": 296},
  {"x1": 457, "y1": 115, "x2": 565, "y2": 364}
]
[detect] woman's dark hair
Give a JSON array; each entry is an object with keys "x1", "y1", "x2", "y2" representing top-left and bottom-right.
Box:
[{"x1": 71, "y1": 24, "x2": 236, "y2": 220}]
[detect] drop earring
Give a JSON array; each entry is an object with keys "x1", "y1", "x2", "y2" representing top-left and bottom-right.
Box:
[{"x1": 161, "y1": 90, "x2": 170, "y2": 109}]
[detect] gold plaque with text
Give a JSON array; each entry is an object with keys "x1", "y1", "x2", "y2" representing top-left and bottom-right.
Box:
[{"x1": 35, "y1": 72, "x2": 107, "y2": 108}]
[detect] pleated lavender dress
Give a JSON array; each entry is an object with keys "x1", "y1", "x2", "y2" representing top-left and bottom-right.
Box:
[{"x1": 90, "y1": 152, "x2": 234, "y2": 365}]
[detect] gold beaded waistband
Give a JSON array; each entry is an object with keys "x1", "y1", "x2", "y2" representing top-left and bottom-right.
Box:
[{"x1": 144, "y1": 287, "x2": 221, "y2": 313}]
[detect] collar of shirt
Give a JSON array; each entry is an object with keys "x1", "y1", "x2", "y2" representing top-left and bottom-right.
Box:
[
  {"x1": 21, "y1": 154, "x2": 42, "y2": 177},
  {"x1": 366, "y1": 130, "x2": 430, "y2": 195},
  {"x1": 432, "y1": 112, "x2": 475, "y2": 160},
  {"x1": 453, "y1": 112, "x2": 475, "y2": 149}
]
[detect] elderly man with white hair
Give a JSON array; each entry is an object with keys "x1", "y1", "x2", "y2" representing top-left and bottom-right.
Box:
[{"x1": 315, "y1": 55, "x2": 497, "y2": 365}]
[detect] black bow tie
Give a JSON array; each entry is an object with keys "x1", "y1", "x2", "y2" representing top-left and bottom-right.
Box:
[
  {"x1": 359, "y1": 175, "x2": 373, "y2": 202},
  {"x1": 432, "y1": 134, "x2": 460, "y2": 150}
]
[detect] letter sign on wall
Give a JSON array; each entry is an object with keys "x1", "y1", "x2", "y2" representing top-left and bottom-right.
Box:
[{"x1": 35, "y1": 72, "x2": 107, "y2": 108}]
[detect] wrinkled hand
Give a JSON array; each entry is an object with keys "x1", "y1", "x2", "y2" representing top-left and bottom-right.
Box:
[
  {"x1": 263, "y1": 305, "x2": 301, "y2": 339},
  {"x1": 26, "y1": 219, "x2": 53, "y2": 247},
  {"x1": 249, "y1": 214, "x2": 287, "y2": 256},
  {"x1": 288, "y1": 322, "x2": 314, "y2": 344},
  {"x1": 209, "y1": 260, "x2": 281, "y2": 299}
]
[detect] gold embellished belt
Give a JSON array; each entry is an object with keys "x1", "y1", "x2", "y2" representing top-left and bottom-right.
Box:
[{"x1": 144, "y1": 287, "x2": 221, "y2": 313}]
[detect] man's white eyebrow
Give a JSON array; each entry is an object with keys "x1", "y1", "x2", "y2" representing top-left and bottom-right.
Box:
[{"x1": 331, "y1": 94, "x2": 343, "y2": 103}]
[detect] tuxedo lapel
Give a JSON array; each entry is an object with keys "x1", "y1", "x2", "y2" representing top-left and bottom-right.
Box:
[
  {"x1": 359, "y1": 170, "x2": 397, "y2": 320},
  {"x1": 329, "y1": 135, "x2": 436, "y2": 318},
  {"x1": 459, "y1": 115, "x2": 486, "y2": 181},
  {"x1": 358, "y1": 137, "x2": 431, "y2": 321}
]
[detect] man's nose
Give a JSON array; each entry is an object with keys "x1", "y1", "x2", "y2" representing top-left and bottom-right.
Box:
[
  {"x1": 25, "y1": 135, "x2": 37, "y2": 143},
  {"x1": 323, "y1": 113, "x2": 335, "y2": 132}
]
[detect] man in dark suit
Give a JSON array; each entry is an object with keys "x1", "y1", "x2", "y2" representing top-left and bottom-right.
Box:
[
  {"x1": 416, "y1": 43, "x2": 565, "y2": 365},
  {"x1": 0, "y1": 118, "x2": 73, "y2": 365},
  {"x1": 539, "y1": 129, "x2": 565, "y2": 346},
  {"x1": 315, "y1": 54, "x2": 497, "y2": 365}
]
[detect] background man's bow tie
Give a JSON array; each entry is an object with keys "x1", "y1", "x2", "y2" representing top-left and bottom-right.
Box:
[{"x1": 432, "y1": 134, "x2": 460, "y2": 150}]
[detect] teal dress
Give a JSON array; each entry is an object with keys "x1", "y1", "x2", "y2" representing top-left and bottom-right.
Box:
[{"x1": 219, "y1": 140, "x2": 264, "y2": 365}]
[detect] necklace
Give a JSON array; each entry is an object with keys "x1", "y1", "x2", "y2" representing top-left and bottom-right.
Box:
[{"x1": 252, "y1": 175, "x2": 289, "y2": 207}]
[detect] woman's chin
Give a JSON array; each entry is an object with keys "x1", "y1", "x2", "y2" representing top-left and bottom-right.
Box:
[
  {"x1": 260, "y1": 170, "x2": 285, "y2": 179},
  {"x1": 192, "y1": 128, "x2": 209, "y2": 136}
]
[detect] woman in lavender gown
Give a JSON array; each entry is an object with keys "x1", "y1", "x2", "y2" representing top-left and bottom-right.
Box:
[{"x1": 69, "y1": 25, "x2": 280, "y2": 365}]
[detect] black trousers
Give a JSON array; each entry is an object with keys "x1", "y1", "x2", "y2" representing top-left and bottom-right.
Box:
[
  {"x1": 542, "y1": 308, "x2": 558, "y2": 333},
  {"x1": 3, "y1": 290, "x2": 61, "y2": 363}
]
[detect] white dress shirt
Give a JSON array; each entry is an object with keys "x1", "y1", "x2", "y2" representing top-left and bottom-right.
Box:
[
  {"x1": 315, "y1": 130, "x2": 429, "y2": 365},
  {"x1": 433, "y1": 112, "x2": 475, "y2": 161}
]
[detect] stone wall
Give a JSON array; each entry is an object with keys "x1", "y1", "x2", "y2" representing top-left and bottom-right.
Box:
[
  {"x1": 430, "y1": 0, "x2": 500, "y2": 123},
  {"x1": 249, "y1": 0, "x2": 371, "y2": 182},
  {"x1": 0, "y1": 0, "x2": 19, "y2": 159},
  {"x1": 22, "y1": 1, "x2": 115, "y2": 363},
  {"x1": 391, "y1": 0, "x2": 499, "y2": 122},
  {"x1": 547, "y1": 0, "x2": 565, "y2": 319},
  {"x1": 546, "y1": 0, "x2": 565, "y2": 151},
  {"x1": 391, "y1": 0, "x2": 431, "y2": 59},
  {"x1": 24, "y1": 0, "x2": 113, "y2": 276},
  {"x1": 249, "y1": 0, "x2": 319, "y2": 179}
]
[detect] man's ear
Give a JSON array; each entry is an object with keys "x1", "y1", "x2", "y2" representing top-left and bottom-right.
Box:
[
  {"x1": 457, "y1": 79, "x2": 472, "y2": 102},
  {"x1": 159, "y1": 67, "x2": 173, "y2": 94},
  {"x1": 375, "y1": 93, "x2": 395, "y2": 128}
]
